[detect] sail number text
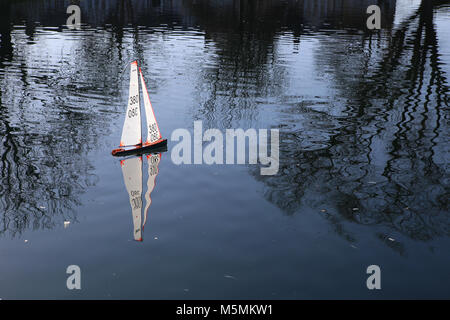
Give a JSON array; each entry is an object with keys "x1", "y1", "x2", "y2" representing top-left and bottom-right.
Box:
[
  {"x1": 128, "y1": 107, "x2": 138, "y2": 118},
  {"x1": 131, "y1": 190, "x2": 142, "y2": 210},
  {"x1": 149, "y1": 123, "x2": 159, "y2": 141},
  {"x1": 128, "y1": 94, "x2": 139, "y2": 118},
  {"x1": 129, "y1": 94, "x2": 139, "y2": 105}
]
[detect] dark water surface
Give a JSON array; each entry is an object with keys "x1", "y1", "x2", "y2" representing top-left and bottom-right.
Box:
[{"x1": 0, "y1": 0, "x2": 449, "y2": 299}]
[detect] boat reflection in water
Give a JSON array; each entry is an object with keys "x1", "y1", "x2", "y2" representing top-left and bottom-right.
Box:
[{"x1": 120, "y1": 153, "x2": 162, "y2": 241}]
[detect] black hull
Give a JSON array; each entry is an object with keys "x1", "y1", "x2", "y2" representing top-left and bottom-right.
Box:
[{"x1": 112, "y1": 139, "x2": 167, "y2": 157}]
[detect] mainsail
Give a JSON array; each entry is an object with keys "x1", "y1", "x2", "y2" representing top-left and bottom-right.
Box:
[
  {"x1": 120, "y1": 61, "x2": 142, "y2": 147},
  {"x1": 139, "y1": 68, "x2": 162, "y2": 145},
  {"x1": 120, "y1": 156, "x2": 143, "y2": 241}
]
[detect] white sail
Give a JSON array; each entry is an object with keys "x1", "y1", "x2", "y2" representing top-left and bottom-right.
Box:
[
  {"x1": 139, "y1": 68, "x2": 162, "y2": 145},
  {"x1": 143, "y1": 153, "x2": 161, "y2": 228},
  {"x1": 120, "y1": 61, "x2": 142, "y2": 147},
  {"x1": 120, "y1": 156, "x2": 143, "y2": 241}
]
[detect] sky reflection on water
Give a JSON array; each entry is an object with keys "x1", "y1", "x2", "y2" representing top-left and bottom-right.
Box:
[{"x1": 0, "y1": 0, "x2": 449, "y2": 299}]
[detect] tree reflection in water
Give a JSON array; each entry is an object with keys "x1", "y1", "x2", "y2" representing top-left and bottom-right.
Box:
[
  {"x1": 0, "y1": 0, "x2": 448, "y2": 249},
  {"x1": 252, "y1": 1, "x2": 449, "y2": 250}
]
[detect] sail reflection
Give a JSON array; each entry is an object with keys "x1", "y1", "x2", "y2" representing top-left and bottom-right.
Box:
[
  {"x1": 143, "y1": 153, "x2": 161, "y2": 230},
  {"x1": 120, "y1": 153, "x2": 162, "y2": 241}
]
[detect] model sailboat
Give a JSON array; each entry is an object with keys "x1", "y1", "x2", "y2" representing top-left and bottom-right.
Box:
[
  {"x1": 112, "y1": 61, "x2": 167, "y2": 157},
  {"x1": 120, "y1": 153, "x2": 162, "y2": 241}
]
